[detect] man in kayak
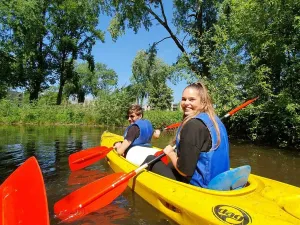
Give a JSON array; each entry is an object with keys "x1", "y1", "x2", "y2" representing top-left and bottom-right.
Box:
[
  {"x1": 143, "y1": 82, "x2": 230, "y2": 188},
  {"x1": 114, "y1": 104, "x2": 161, "y2": 165}
]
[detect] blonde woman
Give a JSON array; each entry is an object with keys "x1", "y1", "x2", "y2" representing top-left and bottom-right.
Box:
[{"x1": 144, "y1": 82, "x2": 230, "y2": 187}]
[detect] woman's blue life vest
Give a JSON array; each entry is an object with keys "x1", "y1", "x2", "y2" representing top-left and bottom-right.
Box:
[
  {"x1": 175, "y1": 113, "x2": 230, "y2": 188},
  {"x1": 124, "y1": 119, "x2": 154, "y2": 148}
]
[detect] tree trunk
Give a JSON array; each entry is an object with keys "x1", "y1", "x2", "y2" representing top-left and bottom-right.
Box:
[
  {"x1": 29, "y1": 88, "x2": 39, "y2": 102},
  {"x1": 56, "y1": 78, "x2": 65, "y2": 105},
  {"x1": 78, "y1": 91, "x2": 85, "y2": 103}
]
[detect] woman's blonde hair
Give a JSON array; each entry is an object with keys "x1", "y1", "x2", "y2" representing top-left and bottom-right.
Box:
[{"x1": 174, "y1": 82, "x2": 221, "y2": 147}]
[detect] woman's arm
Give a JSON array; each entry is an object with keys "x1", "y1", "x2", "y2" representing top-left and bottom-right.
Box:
[{"x1": 163, "y1": 145, "x2": 187, "y2": 177}]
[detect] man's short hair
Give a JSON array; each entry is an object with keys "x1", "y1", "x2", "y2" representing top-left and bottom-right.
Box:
[{"x1": 127, "y1": 104, "x2": 143, "y2": 117}]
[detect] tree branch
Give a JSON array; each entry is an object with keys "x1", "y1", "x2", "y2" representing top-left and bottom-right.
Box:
[
  {"x1": 145, "y1": 2, "x2": 200, "y2": 75},
  {"x1": 153, "y1": 36, "x2": 171, "y2": 46}
]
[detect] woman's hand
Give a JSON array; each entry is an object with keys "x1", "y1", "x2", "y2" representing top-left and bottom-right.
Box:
[{"x1": 163, "y1": 145, "x2": 175, "y2": 156}]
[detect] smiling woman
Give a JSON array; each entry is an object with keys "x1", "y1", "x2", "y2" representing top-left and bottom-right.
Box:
[{"x1": 142, "y1": 81, "x2": 230, "y2": 187}]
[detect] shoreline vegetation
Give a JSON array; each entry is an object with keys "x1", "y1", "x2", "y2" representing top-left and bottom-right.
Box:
[
  {"x1": 0, "y1": 99, "x2": 182, "y2": 129},
  {"x1": 1, "y1": 99, "x2": 299, "y2": 151}
]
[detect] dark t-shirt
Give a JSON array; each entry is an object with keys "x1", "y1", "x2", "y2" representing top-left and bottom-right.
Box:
[
  {"x1": 124, "y1": 125, "x2": 140, "y2": 142},
  {"x1": 177, "y1": 118, "x2": 212, "y2": 180}
]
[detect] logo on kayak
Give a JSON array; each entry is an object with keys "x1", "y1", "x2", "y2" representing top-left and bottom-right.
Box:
[{"x1": 212, "y1": 205, "x2": 252, "y2": 225}]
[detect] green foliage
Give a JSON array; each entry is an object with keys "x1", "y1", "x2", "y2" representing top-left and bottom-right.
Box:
[
  {"x1": 38, "y1": 87, "x2": 58, "y2": 105},
  {"x1": 144, "y1": 110, "x2": 182, "y2": 130},
  {"x1": 211, "y1": 0, "x2": 300, "y2": 149},
  {"x1": 227, "y1": 94, "x2": 300, "y2": 149},
  {"x1": 131, "y1": 50, "x2": 173, "y2": 109},
  {"x1": 0, "y1": 0, "x2": 106, "y2": 103},
  {"x1": 48, "y1": 0, "x2": 105, "y2": 105},
  {"x1": 64, "y1": 62, "x2": 118, "y2": 102},
  {"x1": 0, "y1": 0, "x2": 51, "y2": 101},
  {"x1": 0, "y1": 98, "x2": 100, "y2": 125},
  {"x1": 94, "y1": 88, "x2": 136, "y2": 126},
  {"x1": 108, "y1": 0, "x2": 223, "y2": 78}
]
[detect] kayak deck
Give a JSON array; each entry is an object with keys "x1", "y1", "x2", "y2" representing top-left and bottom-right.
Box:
[{"x1": 101, "y1": 131, "x2": 300, "y2": 225}]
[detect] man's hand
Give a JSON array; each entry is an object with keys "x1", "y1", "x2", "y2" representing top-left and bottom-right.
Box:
[
  {"x1": 153, "y1": 129, "x2": 161, "y2": 139},
  {"x1": 113, "y1": 141, "x2": 122, "y2": 149}
]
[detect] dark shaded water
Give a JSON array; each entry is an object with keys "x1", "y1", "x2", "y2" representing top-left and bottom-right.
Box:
[{"x1": 0, "y1": 125, "x2": 299, "y2": 224}]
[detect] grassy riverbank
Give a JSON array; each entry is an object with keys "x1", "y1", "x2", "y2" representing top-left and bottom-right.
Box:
[{"x1": 0, "y1": 99, "x2": 181, "y2": 129}]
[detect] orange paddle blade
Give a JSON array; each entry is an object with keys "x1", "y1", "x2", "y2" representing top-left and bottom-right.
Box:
[
  {"x1": 164, "y1": 122, "x2": 181, "y2": 130},
  {"x1": 0, "y1": 157, "x2": 49, "y2": 225},
  {"x1": 54, "y1": 172, "x2": 128, "y2": 223},
  {"x1": 69, "y1": 146, "x2": 113, "y2": 171},
  {"x1": 55, "y1": 151, "x2": 167, "y2": 223}
]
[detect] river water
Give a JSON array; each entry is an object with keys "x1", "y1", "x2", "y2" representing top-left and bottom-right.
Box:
[{"x1": 0, "y1": 125, "x2": 299, "y2": 225}]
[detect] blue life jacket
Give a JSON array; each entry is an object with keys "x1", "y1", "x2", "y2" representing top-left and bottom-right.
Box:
[
  {"x1": 124, "y1": 119, "x2": 153, "y2": 147},
  {"x1": 175, "y1": 113, "x2": 230, "y2": 188}
]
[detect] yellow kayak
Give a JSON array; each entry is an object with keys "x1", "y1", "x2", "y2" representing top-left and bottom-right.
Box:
[{"x1": 100, "y1": 131, "x2": 300, "y2": 225}]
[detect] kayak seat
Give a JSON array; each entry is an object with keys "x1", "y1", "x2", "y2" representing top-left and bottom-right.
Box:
[{"x1": 207, "y1": 165, "x2": 251, "y2": 191}]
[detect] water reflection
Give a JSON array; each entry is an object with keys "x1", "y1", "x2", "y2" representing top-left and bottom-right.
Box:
[
  {"x1": 67, "y1": 169, "x2": 109, "y2": 187},
  {"x1": 230, "y1": 141, "x2": 300, "y2": 186},
  {"x1": 0, "y1": 125, "x2": 299, "y2": 225}
]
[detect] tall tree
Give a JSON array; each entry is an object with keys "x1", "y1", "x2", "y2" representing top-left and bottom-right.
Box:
[
  {"x1": 48, "y1": 0, "x2": 105, "y2": 105},
  {"x1": 0, "y1": 0, "x2": 51, "y2": 101},
  {"x1": 213, "y1": 0, "x2": 300, "y2": 148},
  {"x1": 131, "y1": 50, "x2": 173, "y2": 110},
  {"x1": 64, "y1": 62, "x2": 118, "y2": 103}
]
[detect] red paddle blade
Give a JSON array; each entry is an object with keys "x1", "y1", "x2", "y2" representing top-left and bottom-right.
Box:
[
  {"x1": 69, "y1": 146, "x2": 113, "y2": 171},
  {"x1": 164, "y1": 122, "x2": 181, "y2": 130},
  {"x1": 0, "y1": 157, "x2": 49, "y2": 225},
  {"x1": 54, "y1": 172, "x2": 128, "y2": 223}
]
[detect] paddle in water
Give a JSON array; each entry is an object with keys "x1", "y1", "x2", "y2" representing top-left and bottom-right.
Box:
[
  {"x1": 0, "y1": 157, "x2": 49, "y2": 225},
  {"x1": 54, "y1": 152, "x2": 167, "y2": 222},
  {"x1": 69, "y1": 146, "x2": 113, "y2": 171}
]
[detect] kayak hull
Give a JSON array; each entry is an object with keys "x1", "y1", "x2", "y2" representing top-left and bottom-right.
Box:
[{"x1": 101, "y1": 131, "x2": 300, "y2": 225}]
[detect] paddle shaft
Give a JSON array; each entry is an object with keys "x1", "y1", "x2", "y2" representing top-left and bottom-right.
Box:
[
  {"x1": 165, "y1": 97, "x2": 259, "y2": 130},
  {"x1": 221, "y1": 97, "x2": 259, "y2": 119}
]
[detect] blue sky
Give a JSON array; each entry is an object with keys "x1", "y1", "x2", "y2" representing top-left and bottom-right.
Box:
[{"x1": 92, "y1": 4, "x2": 188, "y2": 103}]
